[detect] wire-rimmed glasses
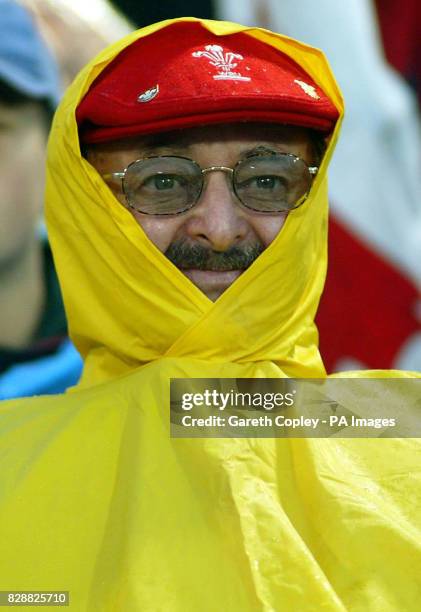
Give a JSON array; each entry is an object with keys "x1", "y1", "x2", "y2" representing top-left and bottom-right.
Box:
[{"x1": 102, "y1": 153, "x2": 318, "y2": 216}]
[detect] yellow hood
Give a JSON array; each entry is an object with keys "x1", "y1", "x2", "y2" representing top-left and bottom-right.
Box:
[
  {"x1": 1, "y1": 18, "x2": 421, "y2": 612},
  {"x1": 45, "y1": 17, "x2": 343, "y2": 387}
]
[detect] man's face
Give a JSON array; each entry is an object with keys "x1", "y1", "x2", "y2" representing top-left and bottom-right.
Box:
[
  {"x1": 0, "y1": 101, "x2": 47, "y2": 268},
  {"x1": 87, "y1": 124, "x2": 316, "y2": 301}
]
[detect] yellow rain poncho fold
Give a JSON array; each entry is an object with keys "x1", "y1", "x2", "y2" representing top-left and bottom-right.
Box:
[{"x1": 0, "y1": 17, "x2": 420, "y2": 612}]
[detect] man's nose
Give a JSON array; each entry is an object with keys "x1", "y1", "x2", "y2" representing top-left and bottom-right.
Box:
[{"x1": 184, "y1": 172, "x2": 249, "y2": 251}]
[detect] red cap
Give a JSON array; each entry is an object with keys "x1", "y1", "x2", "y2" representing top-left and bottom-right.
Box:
[{"x1": 77, "y1": 21, "x2": 339, "y2": 144}]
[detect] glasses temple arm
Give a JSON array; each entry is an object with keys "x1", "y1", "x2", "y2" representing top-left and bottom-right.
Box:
[{"x1": 102, "y1": 171, "x2": 126, "y2": 181}]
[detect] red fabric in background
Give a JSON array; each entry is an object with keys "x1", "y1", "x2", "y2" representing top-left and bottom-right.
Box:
[
  {"x1": 374, "y1": 0, "x2": 421, "y2": 108},
  {"x1": 316, "y1": 216, "x2": 420, "y2": 371},
  {"x1": 317, "y1": 4, "x2": 421, "y2": 372}
]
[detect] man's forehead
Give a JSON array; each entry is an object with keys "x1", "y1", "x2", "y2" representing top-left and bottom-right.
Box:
[{"x1": 88, "y1": 123, "x2": 314, "y2": 155}]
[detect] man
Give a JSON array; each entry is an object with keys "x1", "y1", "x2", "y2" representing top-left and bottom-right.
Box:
[
  {"x1": 76, "y1": 21, "x2": 334, "y2": 303},
  {"x1": 0, "y1": 0, "x2": 82, "y2": 398},
  {"x1": 0, "y1": 17, "x2": 420, "y2": 611}
]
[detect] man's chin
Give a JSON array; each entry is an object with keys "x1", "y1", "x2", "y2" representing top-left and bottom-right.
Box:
[{"x1": 181, "y1": 269, "x2": 243, "y2": 301}]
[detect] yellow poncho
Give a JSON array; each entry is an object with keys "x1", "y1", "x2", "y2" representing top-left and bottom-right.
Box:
[{"x1": 0, "y1": 18, "x2": 420, "y2": 611}]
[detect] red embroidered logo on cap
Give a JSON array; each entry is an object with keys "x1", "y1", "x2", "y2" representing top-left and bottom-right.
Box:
[{"x1": 192, "y1": 45, "x2": 251, "y2": 82}]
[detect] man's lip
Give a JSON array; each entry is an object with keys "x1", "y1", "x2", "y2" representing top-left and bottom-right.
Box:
[
  {"x1": 179, "y1": 267, "x2": 241, "y2": 273},
  {"x1": 180, "y1": 268, "x2": 243, "y2": 288}
]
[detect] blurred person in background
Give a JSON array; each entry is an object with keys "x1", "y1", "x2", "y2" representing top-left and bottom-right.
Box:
[
  {"x1": 0, "y1": 0, "x2": 82, "y2": 399},
  {"x1": 217, "y1": 0, "x2": 421, "y2": 373},
  {"x1": 21, "y1": 0, "x2": 133, "y2": 88}
]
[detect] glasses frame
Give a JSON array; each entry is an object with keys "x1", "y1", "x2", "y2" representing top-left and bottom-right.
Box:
[{"x1": 102, "y1": 153, "x2": 319, "y2": 216}]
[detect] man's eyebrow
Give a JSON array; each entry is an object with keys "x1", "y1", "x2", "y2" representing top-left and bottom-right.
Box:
[
  {"x1": 241, "y1": 145, "x2": 284, "y2": 158},
  {"x1": 139, "y1": 144, "x2": 191, "y2": 156},
  {"x1": 133, "y1": 142, "x2": 292, "y2": 158}
]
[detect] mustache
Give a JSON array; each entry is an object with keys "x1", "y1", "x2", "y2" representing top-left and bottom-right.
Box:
[{"x1": 165, "y1": 241, "x2": 264, "y2": 271}]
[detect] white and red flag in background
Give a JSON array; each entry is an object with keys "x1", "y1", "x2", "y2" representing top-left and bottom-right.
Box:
[{"x1": 218, "y1": 0, "x2": 421, "y2": 372}]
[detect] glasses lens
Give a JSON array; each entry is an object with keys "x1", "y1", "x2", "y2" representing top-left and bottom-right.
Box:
[
  {"x1": 123, "y1": 157, "x2": 202, "y2": 215},
  {"x1": 234, "y1": 154, "x2": 313, "y2": 212}
]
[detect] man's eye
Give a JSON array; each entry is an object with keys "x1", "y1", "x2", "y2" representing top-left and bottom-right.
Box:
[
  {"x1": 253, "y1": 175, "x2": 282, "y2": 189},
  {"x1": 144, "y1": 174, "x2": 183, "y2": 190},
  {"x1": 241, "y1": 175, "x2": 287, "y2": 192}
]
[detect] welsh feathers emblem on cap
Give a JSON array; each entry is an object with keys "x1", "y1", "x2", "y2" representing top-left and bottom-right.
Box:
[{"x1": 192, "y1": 45, "x2": 251, "y2": 82}]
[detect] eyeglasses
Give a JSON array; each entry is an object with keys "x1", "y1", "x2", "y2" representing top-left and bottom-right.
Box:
[{"x1": 102, "y1": 153, "x2": 318, "y2": 216}]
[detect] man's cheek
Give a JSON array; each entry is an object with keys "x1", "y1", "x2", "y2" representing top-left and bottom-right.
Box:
[
  {"x1": 255, "y1": 213, "x2": 288, "y2": 247},
  {"x1": 134, "y1": 215, "x2": 181, "y2": 252}
]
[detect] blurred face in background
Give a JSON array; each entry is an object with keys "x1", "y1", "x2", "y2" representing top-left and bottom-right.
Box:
[{"x1": 0, "y1": 93, "x2": 47, "y2": 269}]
